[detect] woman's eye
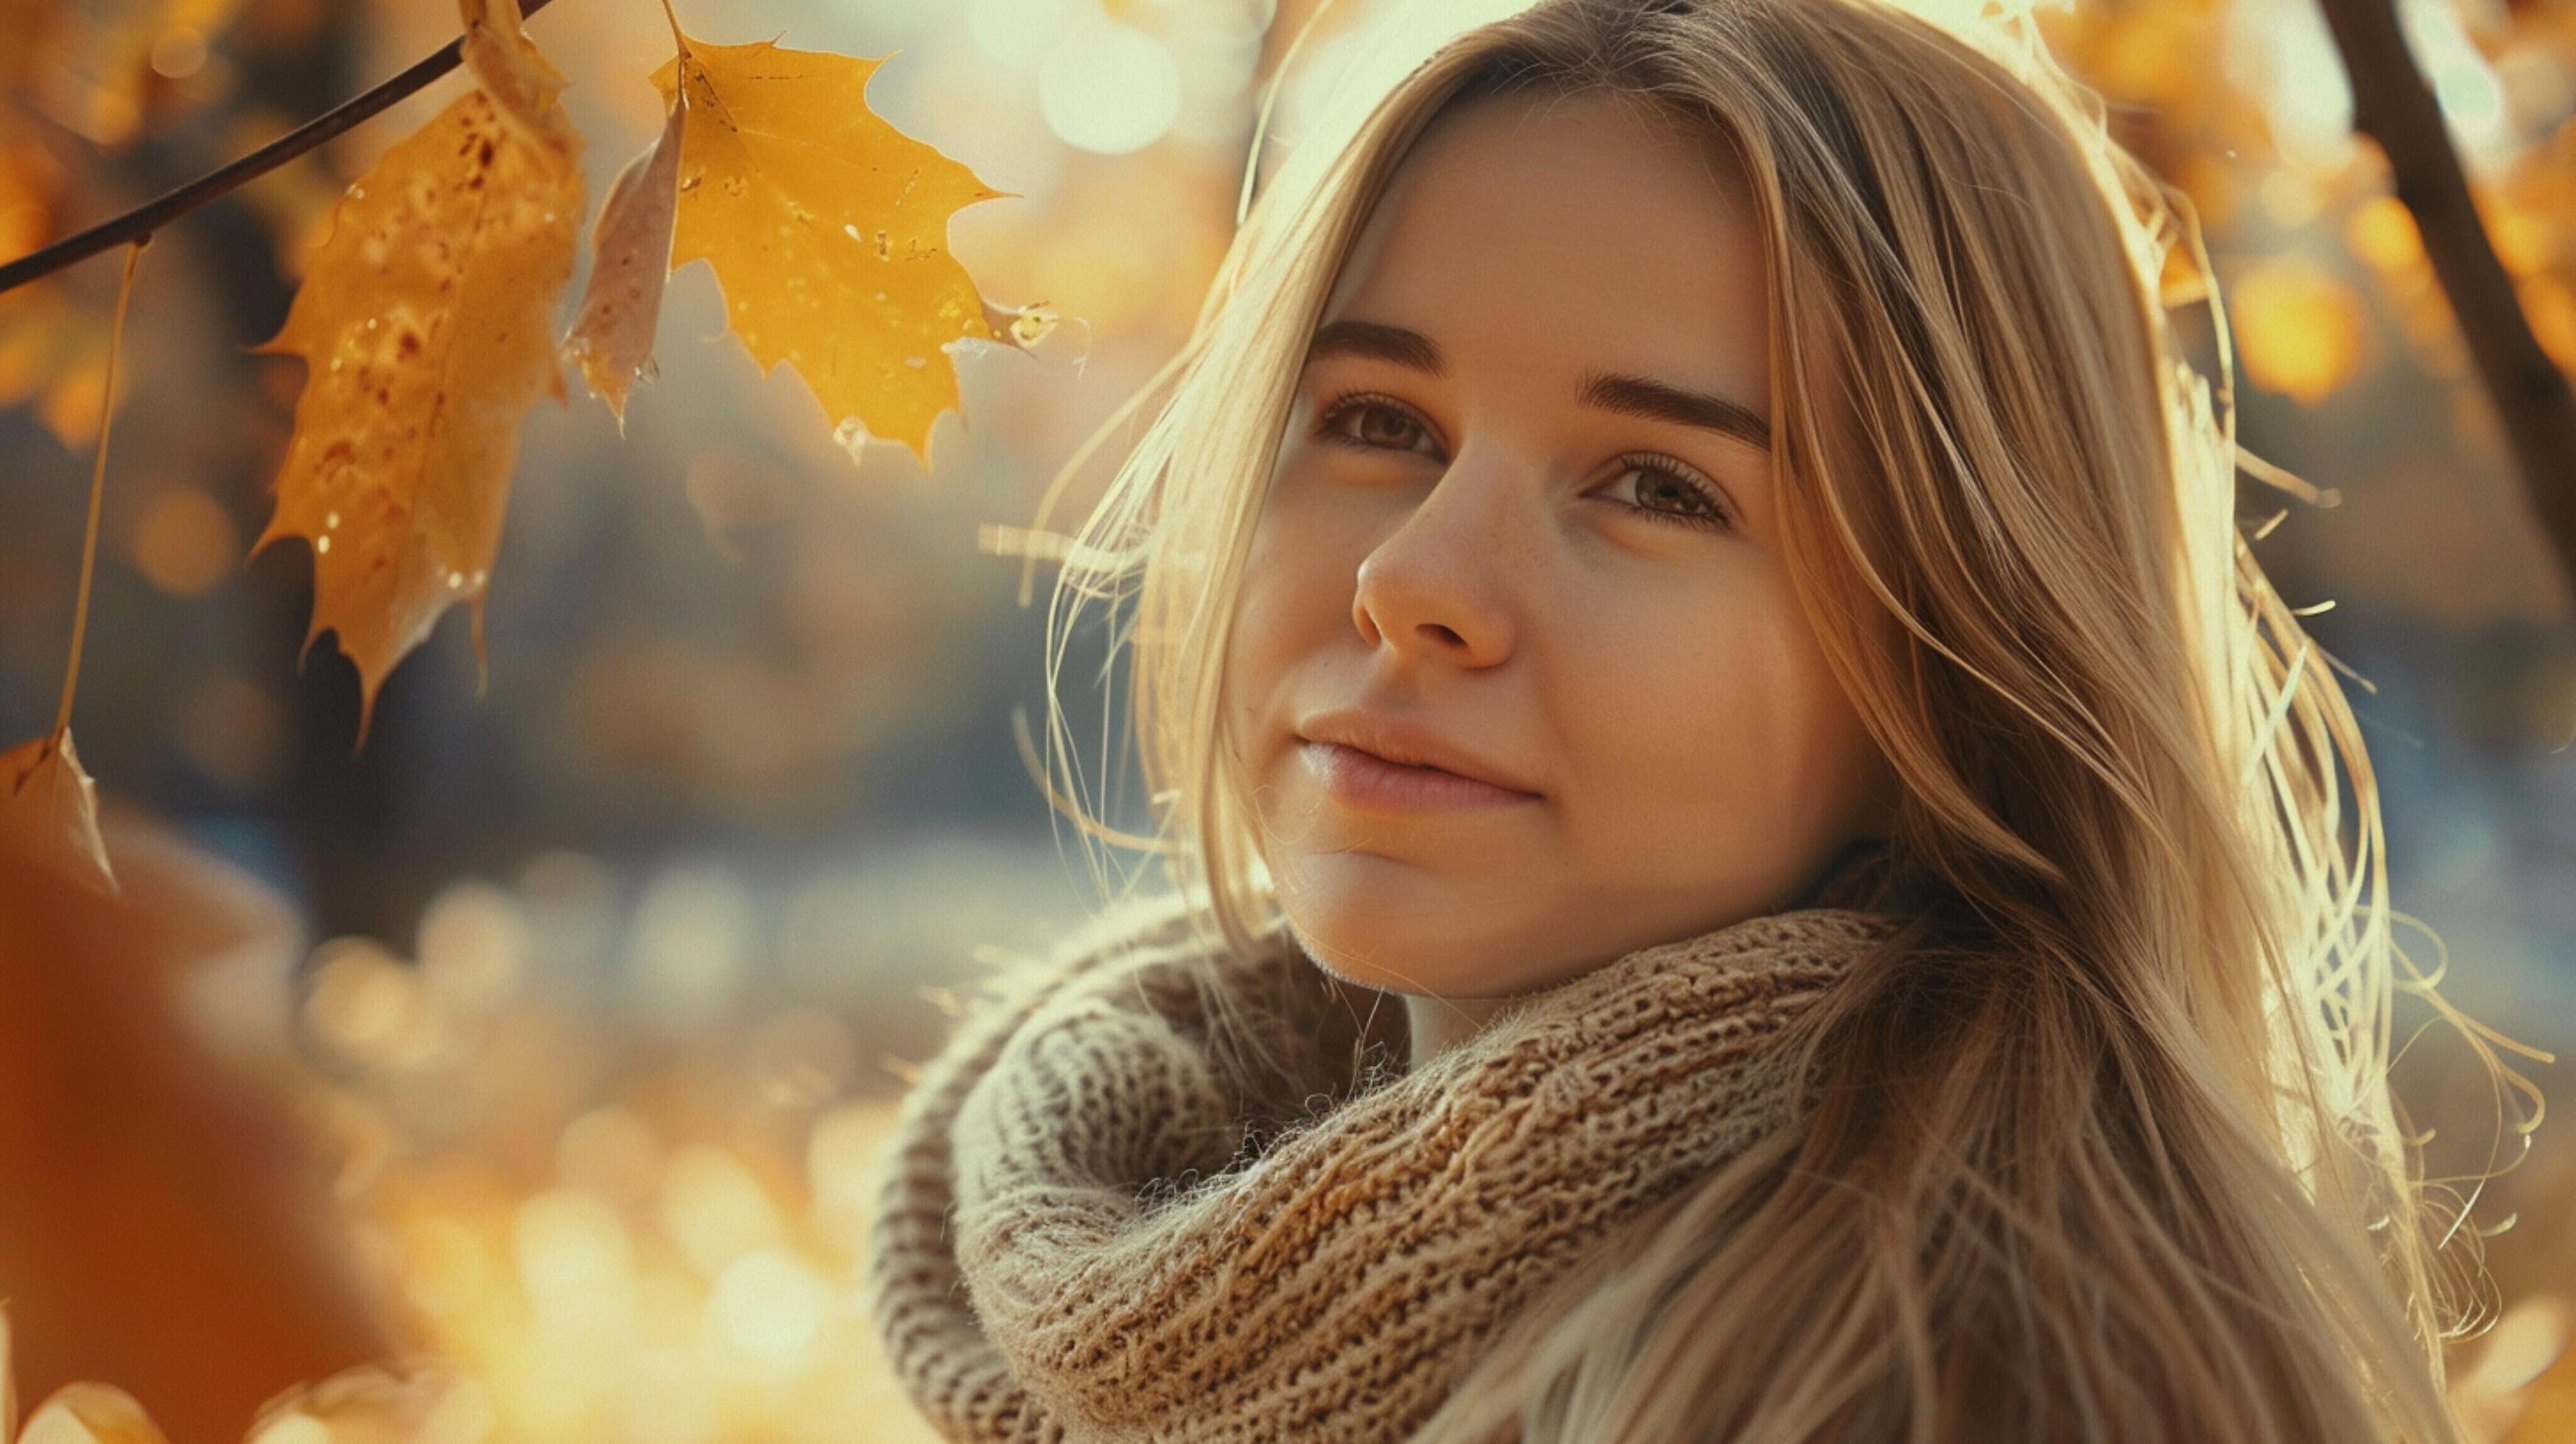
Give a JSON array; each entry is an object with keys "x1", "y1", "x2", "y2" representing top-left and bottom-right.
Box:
[
  {"x1": 1315, "y1": 395, "x2": 1440, "y2": 458},
  {"x1": 1604, "y1": 458, "x2": 1734, "y2": 533},
  {"x1": 1313, "y1": 395, "x2": 1731, "y2": 535}
]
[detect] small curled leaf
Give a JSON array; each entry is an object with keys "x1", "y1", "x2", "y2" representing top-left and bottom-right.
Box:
[
  {"x1": 980, "y1": 296, "x2": 1061, "y2": 352},
  {"x1": 1, "y1": 729, "x2": 116, "y2": 896},
  {"x1": 562, "y1": 95, "x2": 687, "y2": 431}
]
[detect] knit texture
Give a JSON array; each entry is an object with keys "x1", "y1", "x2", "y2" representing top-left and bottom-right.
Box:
[{"x1": 866, "y1": 846, "x2": 1911, "y2": 1442}]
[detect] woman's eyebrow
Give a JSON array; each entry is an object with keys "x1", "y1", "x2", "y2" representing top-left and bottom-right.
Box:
[
  {"x1": 1303, "y1": 318, "x2": 1443, "y2": 374},
  {"x1": 1579, "y1": 372, "x2": 1771, "y2": 451},
  {"x1": 1301, "y1": 318, "x2": 1772, "y2": 451}
]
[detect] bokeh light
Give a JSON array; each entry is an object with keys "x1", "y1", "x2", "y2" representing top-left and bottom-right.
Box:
[{"x1": 1039, "y1": 18, "x2": 1185, "y2": 155}]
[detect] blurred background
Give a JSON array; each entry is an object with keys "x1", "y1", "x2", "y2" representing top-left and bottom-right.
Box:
[{"x1": 0, "y1": 0, "x2": 2572, "y2": 1437}]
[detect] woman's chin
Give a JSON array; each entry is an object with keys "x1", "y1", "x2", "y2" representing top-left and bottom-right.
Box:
[
  {"x1": 1272, "y1": 857, "x2": 1535, "y2": 998},
  {"x1": 1293, "y1": 936, "x2": 1459, "y2": 999}
]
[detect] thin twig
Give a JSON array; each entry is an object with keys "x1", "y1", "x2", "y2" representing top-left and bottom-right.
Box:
[
  {"x1": 55, "y1": 238, "x2": 147, "y2": 739},
  {"x1": 0, "y1": 0, "x2": 564, "y2": 297},
  {"x1": 2316, "y1": 0, "x2": 2576, "y2": 592},
  {"x1": 654, "y1": 0, "x2": 692, "y2": 66}
]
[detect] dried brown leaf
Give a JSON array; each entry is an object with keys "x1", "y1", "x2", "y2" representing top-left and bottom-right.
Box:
[
  {"x1": 0, "y1": 729, "x2": 116, "y2": 895},
  {"x1": 561, "y1": 95, "x2": 686, "y2": 431}
]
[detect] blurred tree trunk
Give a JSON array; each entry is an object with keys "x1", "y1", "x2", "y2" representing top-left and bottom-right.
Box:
[{"x1": 2318, "y1": 0, "x2": 2576, "y2": 595}]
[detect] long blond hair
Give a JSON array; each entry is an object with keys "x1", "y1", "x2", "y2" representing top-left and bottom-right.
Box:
[{"x1": 989, "y1": 0, "x2": 2550, "y2": 1437}]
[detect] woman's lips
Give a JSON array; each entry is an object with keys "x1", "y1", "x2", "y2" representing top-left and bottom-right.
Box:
[{"x1": 1298, "y1": 740, "x2": 1541, "y2": 812}]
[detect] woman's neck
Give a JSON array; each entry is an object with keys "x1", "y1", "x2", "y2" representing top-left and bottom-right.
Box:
[
  {"x1": 1405, "y1": 990, "x2": 1515, "y2": 1071},
  {"x1": 1397, "y1": 841, "x2": 1904, "y2": 1073}
]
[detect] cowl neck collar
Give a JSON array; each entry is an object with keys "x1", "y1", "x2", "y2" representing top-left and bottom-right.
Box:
[{"x1": 867, "y1": 842, "x2": 1911, "y2": 1441}]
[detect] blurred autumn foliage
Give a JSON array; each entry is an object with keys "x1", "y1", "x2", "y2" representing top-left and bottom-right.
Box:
[
  {"x1": 1, "y1": 0, "x2": 2575, "y2": 1437},
  {"x1": 0, "y1": 810, "x2": 387, "y2": 1437}
]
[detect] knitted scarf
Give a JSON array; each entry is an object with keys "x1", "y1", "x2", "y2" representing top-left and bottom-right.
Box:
[{"x1": 866, "y1": 844, "x2": 1912, "y2": 1442}]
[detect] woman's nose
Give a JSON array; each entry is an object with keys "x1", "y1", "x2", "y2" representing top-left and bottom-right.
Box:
[{"x1": 1350, "y1": 460, "x2": 1522, "y2": 670}]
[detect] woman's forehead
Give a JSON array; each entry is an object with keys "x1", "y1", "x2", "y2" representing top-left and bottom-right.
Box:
[{"x1": 1315, "y1": 89, "x2": 1774, "y2": 418}]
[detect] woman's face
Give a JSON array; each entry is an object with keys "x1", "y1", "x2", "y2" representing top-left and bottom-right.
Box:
[{"x1": 1219, "y1": 90, "x2": 1899, "y2": 1003}]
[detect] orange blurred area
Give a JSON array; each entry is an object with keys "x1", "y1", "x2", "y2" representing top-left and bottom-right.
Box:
[{"x1": 0, "y1": 813, "x2": 390, "y2": 1438}]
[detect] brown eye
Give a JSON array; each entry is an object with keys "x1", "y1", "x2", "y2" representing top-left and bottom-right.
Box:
[
  {"x1": 1632, "y1": 468, "x2": 1717, "y2": 519},
  {"x1": 1598, "y1": 455, "x2": 1735, "y2": 533},
  {"x1": 1315, "y1": 393, "x2": 1441, "y2": 458},
  {"x1": 1355, "y1": 405, "x2": 1418, "y2": 448}
]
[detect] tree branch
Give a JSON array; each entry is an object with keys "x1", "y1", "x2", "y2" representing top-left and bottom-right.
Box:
[
  {"x1": 2317, "y1": 0, "x2": 2576, "y2": 593},
  {"x1": 0, "y1": 0, "x2": 563, "y2": 297}
]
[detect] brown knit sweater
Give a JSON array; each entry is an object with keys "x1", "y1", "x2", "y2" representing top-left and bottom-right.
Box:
[{"x1": 866, "y1": 850, "x2": 1909, "y2": 1442}]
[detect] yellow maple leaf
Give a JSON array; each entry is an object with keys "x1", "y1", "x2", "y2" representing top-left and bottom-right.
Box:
[
  {"x1": 0, "y1": 729, "x2": 116, "y2": 895},
  {"x1": 647, "y1": 34, "x2": 1016, "y2": 472},
  {"x1": 457, "y1": 0, "x2": 574, "y2": 150},
  {"x1": 249, "y1": 18, "x2": 584, "y2": 736}
]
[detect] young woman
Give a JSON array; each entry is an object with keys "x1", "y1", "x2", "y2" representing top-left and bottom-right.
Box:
[{"x1": 868, "y1": 0, "x2": 2538, "y2": 1437}]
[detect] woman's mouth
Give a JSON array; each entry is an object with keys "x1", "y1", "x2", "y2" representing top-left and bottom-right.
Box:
[{"x1": 1298, "y1": 741, "x2": 1541, "y2": 813}]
